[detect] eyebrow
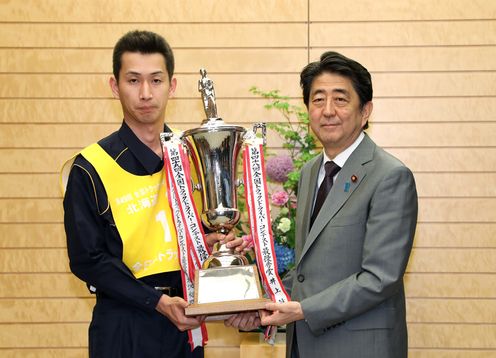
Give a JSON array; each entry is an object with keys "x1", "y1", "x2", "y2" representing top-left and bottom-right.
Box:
[
  {"x1": 332, "y1": 88, "x2": 350, "y2": 96},
  {"x1": 124, "y1": 70, "x2": 164, "y2": 76},
  {"x1": 311, "y1": 88, "x2": 350, "y2": 97}
]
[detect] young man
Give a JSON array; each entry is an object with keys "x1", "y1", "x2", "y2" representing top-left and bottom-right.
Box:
[
  {"x1": 62, "y1": 30, "x2": 252, "y2": 358},
  {"x1": 261, "y1": 52, "x2": 418, "y2": 358}
]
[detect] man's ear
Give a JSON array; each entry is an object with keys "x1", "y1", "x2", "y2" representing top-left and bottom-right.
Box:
[
  {"x1": 361, "y1": 101, "x2": 373, "y2": 126},
  {"x1": 109, "y1": 76, "x2": 120, "y2": 99},
  {"x1": 168, "y1": 77, "x2": 177, "y2": 97}
]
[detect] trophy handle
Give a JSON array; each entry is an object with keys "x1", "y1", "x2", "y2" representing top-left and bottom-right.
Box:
[
  {"x1": 159, "y1": 132, "x2": 174, "y2": 143},
  {"x1": 251, "y1": 122, "x2": 266, "y2": 146},
  {"x1": 244, "y1": 122, "x2": 266, "y2": 146}
]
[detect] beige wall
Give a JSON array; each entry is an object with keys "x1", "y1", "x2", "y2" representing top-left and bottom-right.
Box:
[{"x1": 0, "y1": 0, "x2": 495, "y2": 357}]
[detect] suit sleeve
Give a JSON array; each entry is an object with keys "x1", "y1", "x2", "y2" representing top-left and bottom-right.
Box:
[
  {"x1": 282, "y1": 268, "x2": 295, "y2": 297},
  {"x1": 300, "y1": 165, "x2": 418, "y2": 335}
]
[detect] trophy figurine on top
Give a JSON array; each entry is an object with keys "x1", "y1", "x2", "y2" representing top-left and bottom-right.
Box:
[{"x1": 160, "y1": 69, "x2": 289, "y2": 318}]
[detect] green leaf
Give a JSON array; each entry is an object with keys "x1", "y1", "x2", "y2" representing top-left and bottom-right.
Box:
[{"x1": 248, "y1": 87, "x2": 320, "y2": 253}]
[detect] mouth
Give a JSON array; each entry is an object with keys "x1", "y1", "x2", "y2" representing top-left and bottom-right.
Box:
[
  {"x1": 321, "y1": 122, "x2": 339, "y2": 128},
  {"x1": 137, "y1": 106, "x2": 156, "y2": 113}
]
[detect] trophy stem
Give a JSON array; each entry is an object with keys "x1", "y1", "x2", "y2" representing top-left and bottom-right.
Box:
[{"x1": 203, "y1": 240, "x2": 249, "y2": 269}]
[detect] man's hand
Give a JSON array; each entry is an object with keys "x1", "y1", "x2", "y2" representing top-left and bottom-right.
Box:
[
  {"x1": 261, "y1": 301, "x2": 304, "y2": 326},
  {"x1": 224, "y1": 311, "x2": 261, "y2": 331},
  {"x1": 155, "y1": 295, "x2": 204, "y2": 331},
  {"x1": 205, "y1": 231, "x2": 252, "y2": 253}
]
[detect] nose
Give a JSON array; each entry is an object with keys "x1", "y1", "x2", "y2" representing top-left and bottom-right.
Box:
[
  {"x1": 139, "y1": 81, "x2": 153, "y2": 100},
  {"x1": 322, "y1": 99, "x2": 335, "y2": 117}
]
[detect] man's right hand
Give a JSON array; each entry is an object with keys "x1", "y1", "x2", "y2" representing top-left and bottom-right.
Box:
[{"x1": 155, "y1": 295, "x2": 204, "y2": 331}]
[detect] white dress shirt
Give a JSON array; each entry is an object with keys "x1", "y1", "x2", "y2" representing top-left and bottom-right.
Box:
[{"x1": 313, "y1": 131, "x2": 365, "y2": 208}]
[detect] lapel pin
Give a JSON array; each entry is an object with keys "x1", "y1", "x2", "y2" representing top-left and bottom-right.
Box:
[{"x1": 351, "y1": 175, "x2": 358, "y2": 183}]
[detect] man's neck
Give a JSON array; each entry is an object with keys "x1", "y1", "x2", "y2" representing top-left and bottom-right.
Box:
[
  {"x1": 323, "y1": 132, "x2": 365, "y2": 167},
  {"x1": 124, "y1": 119, "x2": 164, "y2": 157}
]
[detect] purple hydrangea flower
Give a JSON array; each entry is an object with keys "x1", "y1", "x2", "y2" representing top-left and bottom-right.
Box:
[{"x1": 266, "y1": 155, "x2": 294, "y2": 183}]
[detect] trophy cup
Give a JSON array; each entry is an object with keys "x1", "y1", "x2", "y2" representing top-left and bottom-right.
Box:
[{"x1": 181, "y1": 69, "x2": 270, "y2": 316}]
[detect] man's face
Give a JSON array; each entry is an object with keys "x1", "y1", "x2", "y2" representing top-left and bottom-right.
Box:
[
  {"x1": 308, "y1": 72, "x2": 372, "y2": 158},
  {"x1": 110, "y1": 52, "x2": 176, "y2": 127}
]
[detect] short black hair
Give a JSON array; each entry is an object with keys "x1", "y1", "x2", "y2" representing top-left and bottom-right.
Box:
[
  {"x1": 112, "y1": 30, "x2": 175, "y2": 82},
  {"x1": 300, "y1": 51, "x2": 372, "y2": 129}
]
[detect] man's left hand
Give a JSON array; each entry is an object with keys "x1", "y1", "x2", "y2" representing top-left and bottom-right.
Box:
[{"x1": 261, "y1": 301, "x2": 304, "y2": 326}]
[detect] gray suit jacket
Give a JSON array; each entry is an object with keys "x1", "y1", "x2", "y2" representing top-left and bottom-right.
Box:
[{"x1": 285, "y1": 134, "x2": 417, "y2": 358}]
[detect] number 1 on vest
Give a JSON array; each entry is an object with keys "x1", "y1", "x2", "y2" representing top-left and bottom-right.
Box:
[{"x1": 156, "y1": 210, "x2": 173, "y2": 243}]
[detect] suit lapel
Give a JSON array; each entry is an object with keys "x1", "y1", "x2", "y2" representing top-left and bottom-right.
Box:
[
  {"x1": 295, "y1": 155, "x2": 321, "y2": 256},
  {"x1": 298, "y1": 135, "x2": 376, "y2": 264}
]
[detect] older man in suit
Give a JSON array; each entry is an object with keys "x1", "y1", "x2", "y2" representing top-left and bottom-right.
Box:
[{"x1": 261, "y1": 52, "x2": 418, "y2": 357}]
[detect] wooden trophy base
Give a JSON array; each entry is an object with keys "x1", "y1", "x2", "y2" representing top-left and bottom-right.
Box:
[{"x1": 185, "y1": 264, "x2": 270, "y2": 318}]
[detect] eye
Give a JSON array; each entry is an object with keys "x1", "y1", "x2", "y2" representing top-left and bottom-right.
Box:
[
  {"x1": 334, "y1": 96, "x2": 348, "y2": 105},
  {"x1": 312, "y1": 96, "x2": 325, "y2": 104},
  {"x1": 128, "y1": 78, "x2": 139, "y2": 84},
  {"x1": 152, "y1": 78, "x2": 163, "y2": 85}
]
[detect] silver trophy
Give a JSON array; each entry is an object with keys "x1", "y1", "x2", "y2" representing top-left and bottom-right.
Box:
[
  {"x1": 182, "y1": 69, "x2": 265, "y2": 269},
  {"x1": 181, "y1": 69, "x2": 269, "y2": 316}
]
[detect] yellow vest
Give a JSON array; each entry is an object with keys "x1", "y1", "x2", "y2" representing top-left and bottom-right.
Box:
[{"x1": 77, "y1": 143, "x2": 181, "y2": 278}]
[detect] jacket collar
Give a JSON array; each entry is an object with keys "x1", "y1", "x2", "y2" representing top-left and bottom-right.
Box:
[{"x1": 118, "y1": 121, "x2": 172, "y2": 175}]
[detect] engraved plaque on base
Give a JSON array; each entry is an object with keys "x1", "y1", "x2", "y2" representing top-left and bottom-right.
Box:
[{"x1": 185, "y1": 265, "x2": 270, "y2": 316}]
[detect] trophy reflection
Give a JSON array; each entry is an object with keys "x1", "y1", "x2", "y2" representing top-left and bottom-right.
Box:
[{"x1": 182, "y1": 69, "x2": 269, "y2": 316}]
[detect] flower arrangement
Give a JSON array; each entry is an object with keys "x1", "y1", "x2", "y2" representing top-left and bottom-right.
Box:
[{"x1": 240, "y1": 87, "x2": 319, "y2": 277}]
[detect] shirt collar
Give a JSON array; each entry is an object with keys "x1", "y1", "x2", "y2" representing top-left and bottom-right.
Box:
[
  {"x1": 322, "y1": 131, "x2": 365, "y2": 168},
  {"x1": 118, "y1": 121, "x2": 171, "y2": 175}
]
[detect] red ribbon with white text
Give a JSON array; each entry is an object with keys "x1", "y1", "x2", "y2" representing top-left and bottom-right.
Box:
[
  {"x1": 243, "y1": 139, "x2": 290, "y2": 341},
  {"x1": 162, "y1": 136, "x2": 209, "y2": 350}
]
